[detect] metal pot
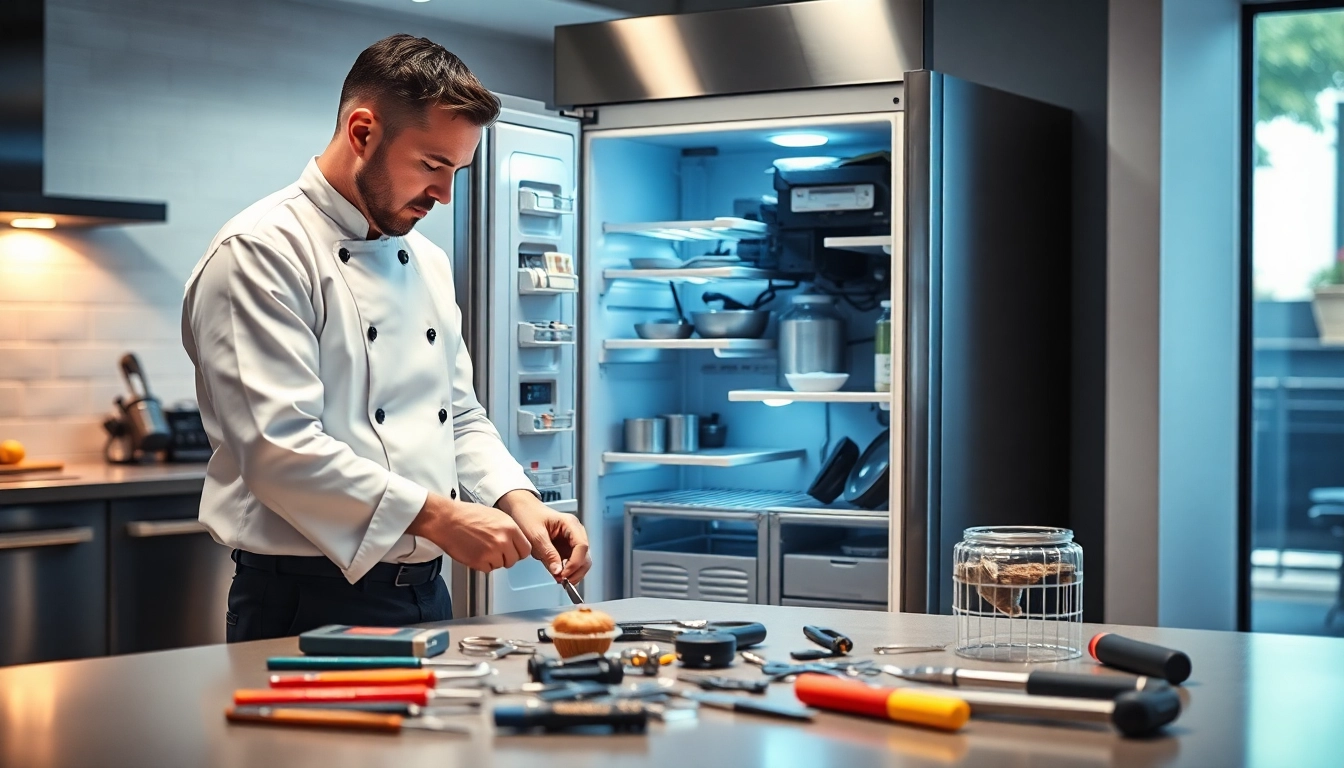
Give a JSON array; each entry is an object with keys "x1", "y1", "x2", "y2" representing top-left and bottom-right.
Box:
[
  {"x1": 624, "y1": 418, "x2": 667, "y2": 453},
  {"x1": 691, "y1": 310, "x2": 770, "y2": 339},
  {"x1": 635, "y1": 320, "x2": 694, "y2": 340}
]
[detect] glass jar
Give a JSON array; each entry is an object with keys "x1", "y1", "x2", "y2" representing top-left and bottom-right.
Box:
[
  {"x1": 778, "y1": 295, "x2": 845, "y2": 386},
  {"x1": 953, "y1": 526, "x2": 1084, "y2": 662},
  {"x1": 874, "y1": 300, "x2": 892, "y2": 392}
]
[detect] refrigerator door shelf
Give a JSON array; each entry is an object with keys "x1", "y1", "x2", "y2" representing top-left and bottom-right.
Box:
[
  {"x1": 518, "y1": 188, "x2": 575, "y2": 216},
  {"x1": 517, "y1": 410, "x2": 576, "y2": 435},
  {"x1": 603, "y1": 217, "x2": 766, "y2": 242},
  {"x1": 518, "y1": 322, "x2": 576, "y2": 347},
  {"x1": 603, "y1": 266, "x2": 785, "y2": 285},
  {"x1": 517, "y1": 269, "x2": 578, "y2": 295}
]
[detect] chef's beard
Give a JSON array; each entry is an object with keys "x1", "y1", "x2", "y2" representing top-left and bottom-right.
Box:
[{"x1": 354, "y1": 145, "x2": 432, "y2": 238}]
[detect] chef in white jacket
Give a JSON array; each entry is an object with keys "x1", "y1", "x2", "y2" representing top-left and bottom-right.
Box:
[{"x1": 182, "y1": 34, "x2": 590, "y2": 642}]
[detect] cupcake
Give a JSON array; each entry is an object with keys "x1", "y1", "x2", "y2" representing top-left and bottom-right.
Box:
[{"x1": 548, "y1": 606, "x2": 620, "y2": 658}]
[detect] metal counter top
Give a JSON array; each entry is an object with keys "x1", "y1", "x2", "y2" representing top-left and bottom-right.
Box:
[
  {"x1": 0, "y1": 462, "x2": 206, "y2": 505},
  {"x1": 1, "y1": 597, "x2": 1340, "y2": 767}
]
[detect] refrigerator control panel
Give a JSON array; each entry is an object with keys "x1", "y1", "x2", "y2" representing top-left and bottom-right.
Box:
[{"x1": 520, "y1": 380, "x2": 554, "y2": 407}]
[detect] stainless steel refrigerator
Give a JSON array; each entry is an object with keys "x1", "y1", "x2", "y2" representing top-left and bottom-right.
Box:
[{"x1": 451, "y1": 0, "x2": 1072, "y2": 616}]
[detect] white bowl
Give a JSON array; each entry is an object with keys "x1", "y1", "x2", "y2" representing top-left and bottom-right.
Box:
[{"x1": 785, "y1": 372, "x2": 850, "y2": 392}]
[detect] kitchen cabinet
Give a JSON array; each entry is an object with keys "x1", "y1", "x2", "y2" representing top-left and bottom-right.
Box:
[
  {"x1": 109, "y1": 494, "x2": 232, "y2": 654},
  {"x1": 0, "y1": 501, "x2": 108, "y2": 666}
]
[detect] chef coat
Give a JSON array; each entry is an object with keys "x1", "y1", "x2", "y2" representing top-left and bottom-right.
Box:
[{"x1": 182, "y1": 158, "x2": 536, "y2": 584}]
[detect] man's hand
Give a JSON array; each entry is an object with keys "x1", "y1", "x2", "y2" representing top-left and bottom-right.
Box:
[
  {"x1": 406, "y1": 493, "x2": 530, "y2": 572},
  {"x1": 496, "y1": 490, "x2": 592, "y2": 584}
]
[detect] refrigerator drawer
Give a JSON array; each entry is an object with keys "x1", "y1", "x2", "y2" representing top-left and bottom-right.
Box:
[
  {"x1": 782, "y1": 553, "x2": 887, "y2": 604},
  {"x1": 780, "y1": 597, "x2": 886, "y2": 612},
  {"x1": 631, "y1": 535, "x2": 758, "y2": 603}
]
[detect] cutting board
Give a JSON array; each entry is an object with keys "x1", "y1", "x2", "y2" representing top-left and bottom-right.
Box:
[{"x1": 0, "y1": 461, "x2": 66, "y2": 475}]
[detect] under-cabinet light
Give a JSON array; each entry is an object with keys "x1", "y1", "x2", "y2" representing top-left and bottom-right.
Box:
[
  {"x1": 769, "y1": 133, "x2": 828, "y2": 148},
  {"x1": 10, "y1": 217, "x2": 56, "y2": 229}
]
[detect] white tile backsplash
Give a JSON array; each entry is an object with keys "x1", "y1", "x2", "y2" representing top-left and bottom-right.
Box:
[{"x1": 0, "y1": 0, "x2": 551, "y2": 463}]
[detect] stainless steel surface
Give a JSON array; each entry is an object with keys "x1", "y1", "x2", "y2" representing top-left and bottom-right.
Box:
[
  {"x1": 931, "y1": 687, "x2": 1115, "y2": 725},
  {"x1": 0, "y1": 0, "x2": 166, "y2": 226},
  {"x1": 0, "y1": 526, "x2": 94, "y2": 550},
  {"x1": 781, "y1": 552, "x2": 887, "y2": 604},
  {"x1": 2, "y1": 598, "x2": 1342, "y2": 767},
  {"x1": 554, "y1": 0, "x2": 923, "y2": 106},
  {"x1": 633, "y1": 320, "x2": 694, "y2": 340},
  {"x1": 690, "y1": 310, "x2": 769, "y2": 339},
  {"x1": 778, "y1": 297, "x2": 846, "y2": 379},
  {"x1": 898, "y1": 71, "x2": 1074, "y2": 614},
  {"x1": 108, "y1": 495, "x2": 232, "y2": 655},
  {"x1": 660, "y1": 414, "x2": 699, "y2": 454},
  {"x1": 623, "y1": 418, "x2": 667, "y2": 454},
  {"x1": 124, "y1": 519, "x2": 208, "y2": 538},
  {"x1": 0, "y1": 462, "x2": 207, "y2": 506},
  {"x1": 562, "y1": 579, "x2": 584, "y2": 605},
  {"x1": 0, "y1": 501, "x2": 106, "y2": 665}
]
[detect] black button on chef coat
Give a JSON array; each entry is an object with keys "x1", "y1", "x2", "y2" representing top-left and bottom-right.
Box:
[
  {"x1": 450, "y1": 489, "x2": 457, "y2": 500},
  {"x1": 375, "y1": 408, "x2": 385, "y2": 424},
  {"x1": 339, "y1": 248, "x2": 350, "y2": 263},
  {"x1": 427, "y1": 328, "x2": 437, "y2": 343},
  {"x1": 439, "y1": 408, "x2": 448, "y2": 423},
  {"x1": 398, "y1": 250, "x2": 409, "y2": 264},
  {"x1": 367, "y1": 326, "x2": 378, "y2": 342}
]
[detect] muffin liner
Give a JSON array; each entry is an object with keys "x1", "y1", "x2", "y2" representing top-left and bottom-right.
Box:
[{"x1": 545, "y1": 628, "x2": 621, "y2": 658}]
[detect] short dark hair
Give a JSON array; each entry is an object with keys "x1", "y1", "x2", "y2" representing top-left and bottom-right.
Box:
[{"x1": 337, "y1": 34, "x2": 500, "y2": 136}]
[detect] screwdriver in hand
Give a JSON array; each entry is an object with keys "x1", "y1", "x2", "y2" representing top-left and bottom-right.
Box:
[
  {"x1": 226, "y1": 705, "x2": 472, "y2": 735},
  {"x1": 268, "y1": 664, "x2": 492, "y2": 688}
]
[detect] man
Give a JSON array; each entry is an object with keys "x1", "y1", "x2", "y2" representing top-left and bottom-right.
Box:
[{"x1": 182, "y1": 34, "x2": 591, "y2": 642}]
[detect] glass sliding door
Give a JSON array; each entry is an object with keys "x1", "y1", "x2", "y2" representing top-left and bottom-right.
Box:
[{"x1": 1247, "y1": 4, "x2": 1344, "y2": 636}]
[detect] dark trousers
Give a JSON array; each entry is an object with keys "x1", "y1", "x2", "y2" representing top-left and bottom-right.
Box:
[{"x1": 225, "y1": 551, "x2": 452, "y2": 643}]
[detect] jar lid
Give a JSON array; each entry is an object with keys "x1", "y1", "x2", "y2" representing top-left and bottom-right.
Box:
[
  {"x1": 962, "y1": 526, "x2": 1074, "y2": 546},
  {"x1": 880, "y1": 300, "x2": 891, "y2": 308},
  {"x1": 791, "y1": 294, "x2": 835, "y2": 304}
]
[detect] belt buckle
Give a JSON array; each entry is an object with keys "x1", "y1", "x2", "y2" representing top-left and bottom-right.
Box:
[{"x1": 394, "y1": 565, "x2": 414, "y2": 587}]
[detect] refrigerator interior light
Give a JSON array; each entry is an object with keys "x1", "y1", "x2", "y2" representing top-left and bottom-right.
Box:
[
  {"x1": 10, "y1": 217, "x2": 57, "y2": 229},
  {"x1": 771, "y1": 156, "x2": 840, "y2": 172},
  {"x1": 762, "y1": 399, "x2": 792, "y2": 407},
  {"x1": 769, "y1": 133, "x2": 828, "y2": 148}
]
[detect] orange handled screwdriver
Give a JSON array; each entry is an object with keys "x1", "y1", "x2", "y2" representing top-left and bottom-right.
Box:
[
  {"x1": 235, "y1": 685, "x2": 483, "y2": 707},
  {"x1": 225, "y1": 705, "x2": 471, "y2": 734},
  {"x1": 268, "y1": 664, "x2": 491, "y2": 688},
  {"x1": 794, "y1": 673, "x2": 970, "y2": 731}
]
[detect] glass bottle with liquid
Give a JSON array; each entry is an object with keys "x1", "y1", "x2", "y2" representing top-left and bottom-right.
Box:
[{"x1": 875, "y1": 300, "x2": 892, "y2": 392}]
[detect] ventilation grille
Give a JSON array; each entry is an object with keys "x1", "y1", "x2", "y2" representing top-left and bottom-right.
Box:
[
  {"x1": 697, "y1": 566, "x2": 751, "y2": 603},
  {"x1": 637, "y1": 562, "x2": 689, "y2": 599}
]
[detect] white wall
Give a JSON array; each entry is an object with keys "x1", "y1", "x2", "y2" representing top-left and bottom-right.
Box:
[
  {"x1": 0, "y1": 0, "x2": 550, "y2": 462},
  {"x1": 1158, "y1": 0, "x2": 1241, "y2": 630}
]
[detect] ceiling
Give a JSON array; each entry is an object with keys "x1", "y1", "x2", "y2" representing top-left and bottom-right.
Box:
[{"x1": 303, "y1": 0, "x2": 627, "y2": 41}]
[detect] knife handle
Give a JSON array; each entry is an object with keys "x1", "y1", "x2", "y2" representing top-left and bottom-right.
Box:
[
  {"x1": 1025, "y1": 671, "x2": 1149, "y2": 699},
  {"x1": 269, "y1": 669, "x2": 436, "y2": 688},
  {"x1": 235, "y1": 685, "x2": 432, "y2": 706},
  {"x1": 266, "y1": 656, "x2": 423, "y2": 671},
  {"x1": 803, "y1": 625, "x2": 853, "y2": 655},
  {"x1": 226, "y1": 705, "x2": 402, "y2": 733}
]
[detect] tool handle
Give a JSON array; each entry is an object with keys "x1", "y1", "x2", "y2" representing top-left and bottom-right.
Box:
[
  {"x1": 235, "y1": 685, "x2": 431, "y2": 706},
  {"x1": 711, "y1": 621, "x2": 767, "y2": 649},
  {"x1": 1111, "y1": 688, "x2": 1183, "y2": 737},
  {"x1": 226, "y1": 705, "x2": 402, "y2": 733},
  {"x1": 275, "y1": 701, "x2": 419, "y2": 715},
  {"x1": 266, "y1": 656, "x2": 423, "y2": 671},
  {"x1": 803, "y1": 625, "x2": 853, "y2": 655},
  {"x1": 1025, "y1": 671, "x2": 1145, "y2": 699},
  {"x1": 269, "y1": 669, "x2": 435, "y2": 688},
  {"x1": 1090, "y1": 633, "x2": 1192, "y2": 685},
  {"x1": 794, "y1": 673, "x2": 969, "y2": 732}
]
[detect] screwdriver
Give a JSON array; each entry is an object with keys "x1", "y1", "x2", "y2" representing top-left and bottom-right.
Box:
[
  {"x1": 928, "y1": 686, "x2": 1182, "y2": 738},
  {"x1": 266, "y1": 656, "x2": 486, "y2": 671},
  {"x1": 883, "y1": 666, "x2": 1166, "y2": 699},
  {"x1": 226, "y1": 705, "x2": 473, "y2": 734},
  {"x1": 235, "y1": 684, "x2": 483, "y2": 707},
  {"x1": 794, "y1": 673, "x2": 971, "y2": 731},
  {"x1": 268, "y1": 664, "x2": 492, "y2": 688}
]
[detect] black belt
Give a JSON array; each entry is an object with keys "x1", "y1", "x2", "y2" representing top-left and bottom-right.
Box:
[{"x1": 232, "y1": 550, "x2": 443, "y2": 587}]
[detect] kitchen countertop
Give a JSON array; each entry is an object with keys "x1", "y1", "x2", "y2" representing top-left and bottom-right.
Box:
[
  {"x1": 1, "y1": 598, "x2": 1341, "y2": 767},
  {"x1": 0, "y1": 462, "x2": 207, "y2": 505}
]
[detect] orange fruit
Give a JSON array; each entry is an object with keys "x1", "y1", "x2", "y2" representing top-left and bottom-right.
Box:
[{"x1": 0, "y1": 439, "x2": 24, "y2": 465}]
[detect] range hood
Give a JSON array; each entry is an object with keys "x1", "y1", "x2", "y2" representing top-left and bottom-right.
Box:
[{"x1": 0, "y1": 0, "x2": 166, "y2": 228}]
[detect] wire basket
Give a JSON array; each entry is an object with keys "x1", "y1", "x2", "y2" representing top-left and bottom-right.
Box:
[{"x1": 953, "y1": 526, "x2": 1083, "y2": 663}]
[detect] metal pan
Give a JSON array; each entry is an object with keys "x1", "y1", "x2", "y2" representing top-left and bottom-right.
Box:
[{"x1": 843, "y1": 430, "x2": 890, "y2": 510}]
